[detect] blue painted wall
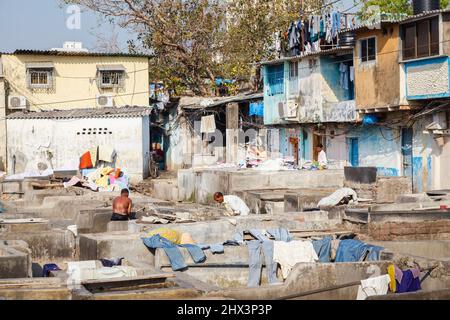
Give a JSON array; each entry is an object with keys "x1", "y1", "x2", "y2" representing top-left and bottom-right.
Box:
[
  {"x1": 263, "y1": 63, "x2": 289, "y2": 125},
  {"x1": 320, "y1": 54, "x2": 354, "y2": 102}
]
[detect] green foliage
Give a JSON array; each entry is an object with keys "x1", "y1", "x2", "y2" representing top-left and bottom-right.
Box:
[{"x1": 358, "y1": 0, "x2": 449, "y2": 20}]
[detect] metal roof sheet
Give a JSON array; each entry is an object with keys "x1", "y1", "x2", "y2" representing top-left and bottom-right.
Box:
[
  {"x1": 1, "y1": 49, "x2": 152, "y2": 58},
  {"x1": 260, "y1": 47, "x2": 354, "y2": 66},
  {"x1": 96, "y1": 64, "x2": 126, "y2": 71},
  {"x1": 7, "y1": 106, "x2": 152, "y2": 120}
]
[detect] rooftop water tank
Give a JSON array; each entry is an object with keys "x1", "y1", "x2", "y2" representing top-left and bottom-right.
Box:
[{"x1": 412, "y1": 0, "x2": 440, "y2": 15}]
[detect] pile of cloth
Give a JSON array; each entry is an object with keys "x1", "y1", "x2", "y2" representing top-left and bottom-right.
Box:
[
  {"x1": 317, "y1": 188, "x2": 358, "y2": 207},
  {"x1": 64, "y1": 166, "x2": 129, "y2": 192},
  {"x1": 66, "y1": 260, "x2": 137, "y2": 286},
  {"x1": 356, "y1": 264, "x2": 422, "y2": 300}
]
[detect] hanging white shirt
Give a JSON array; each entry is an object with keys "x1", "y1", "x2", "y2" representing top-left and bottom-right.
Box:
[
  {"x1": 223, "y1": 195, "x2": 250, "y2": 216},
  {"x1": 273, "y1": 240, "x2": 319, "y2": 279},
  {"x1": 318, "y1": 150, "x2": 328, "y2": 166}
]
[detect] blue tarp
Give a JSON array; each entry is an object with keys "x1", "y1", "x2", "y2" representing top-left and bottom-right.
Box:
[{"x1": 249, "y1": 102, "x2": 264, "y2": 117}]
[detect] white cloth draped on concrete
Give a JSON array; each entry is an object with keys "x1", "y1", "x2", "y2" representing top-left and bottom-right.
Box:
[{"x1": 273, "y1": 240, "x2": 319, "y2": 279}]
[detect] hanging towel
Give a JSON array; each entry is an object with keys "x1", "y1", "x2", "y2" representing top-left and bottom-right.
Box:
[
  {"x1": 356, "y1": 274, "x2": 390, "y2": 300},
  {"x1": 89, "y1": 146, "x2": 98, "y2": 167},
  {"x1": 200, "y1": 115, "x2": 216, "y2": 134},
  {"x1": 98, "y1": 145, "x2": 116, "y2": 163},
  {"x1": 249, "y1": 102, "x2": 264, "y2": 117},
  {"x1": 349, "y1": 66, "x2": 355, "y2": 82},
  {"x1": 273, "y1": 240, "x2": 318, "y2": 279},
  {"x1": 79, "y1": 151, "x2": 93, "y2": 169}
]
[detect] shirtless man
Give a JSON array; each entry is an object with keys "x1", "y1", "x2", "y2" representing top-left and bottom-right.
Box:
[{"x1": 111, "y1": 189, "x2": 133, "y2": 221}]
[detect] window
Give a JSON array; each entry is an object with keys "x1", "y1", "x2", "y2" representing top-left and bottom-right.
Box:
[
  {"x1": 27, "y1": 68, "x2": 53, "y2": 88},
  {"x1": 402, "y1": 17, "x2": 439, "y2": 60},
  {"x1": 289, "y1": 61, "x2": 298, "y2": 79},
  {"x1": 99, "y1": 71, "x2": 124, "y2": 88},
  {"x1": 288, "y1": 61, "x2": 299, "y2": 96},
  {"x1": 266, "y1": 64, "x2": 284, "y2": 96},
  {"x1": 360, "y1": 37, "x2": 376, "y2": 63}
]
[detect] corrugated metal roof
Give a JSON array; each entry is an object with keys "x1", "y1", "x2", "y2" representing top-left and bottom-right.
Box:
[
  {"x1": 340, "y1": 9, "x2": 450, "y2": 33},
  {"x1": 7, "y1": 106, "x2": 152, "y2": 120},
  {"x1": 1, "y1": 49, "x2": 152, "y2": 58},
  {"x1": 97, "y1": 64, "x2": 126, "y2": 71},
  {"x1": 261, "y1": 47, "x2": 354, "y2": 66},
  {"x1": 180, "y1": 92, "x2": 263, "y2": 109}
]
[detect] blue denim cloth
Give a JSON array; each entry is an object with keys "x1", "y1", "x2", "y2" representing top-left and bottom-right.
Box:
[
  {"x1": 335, "y1": 239, "x2": 384, "y2": 262},
  {"x1": 179, "y1": 244, "x2": 206, "y2": 263},
  {"x1": 234, "y1": 228, "x2": 292, "y2": 243},
  {"x1": 312, "y1": 236, "x2": 332, "y2": 263},
  {"x1": 267, "y1": 228, "x2": 293, "y2": 242},
  {"x1": 209, "y1": 244, "x2": 224, "y2": 254},
  {"x1": 42, "y1": 263, "x2": 60, "y2": 277},
  {"x1": 142, "y1": 235, "x2": 187, "y2": 271},
  {"x1": 247, "y1": 240, "x2": 278, "y2": 287}
]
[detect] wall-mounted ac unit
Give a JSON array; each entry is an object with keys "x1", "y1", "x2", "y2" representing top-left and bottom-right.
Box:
[
  {"x1": 96, "y1": 94, "x2": 114, "y2": 108},
  {"x1": 285, "y1": 99, "x2": 299, "y2": 118},
  {"x1": 8, "y1": 96, "x2": 28, "y2": 109}
]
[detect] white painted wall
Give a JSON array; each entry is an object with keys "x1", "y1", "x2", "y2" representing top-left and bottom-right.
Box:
[{"x1": 6, "y1": 116, "x2": 149, "y2": 182}]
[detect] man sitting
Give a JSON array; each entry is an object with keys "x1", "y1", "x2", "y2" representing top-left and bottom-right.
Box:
[
  {"x1": 111, "y1": 189, "x2": 133, "y2": 221},
  {"x1": 214, "y1": 192, "x2": 250, "y2": 216}
]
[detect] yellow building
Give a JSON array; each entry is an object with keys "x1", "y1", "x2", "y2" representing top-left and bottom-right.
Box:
[
  {"x1": 1, "y1": 49, "x2": 150, "y2": 110},
  {"x1": 0, "y1": 49, "x2": 150, "y2": 172}
]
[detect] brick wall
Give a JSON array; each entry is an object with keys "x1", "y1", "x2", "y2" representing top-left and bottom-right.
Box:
[{"x1": 345, "y1": 220, "x2": 450, "y2": 241}]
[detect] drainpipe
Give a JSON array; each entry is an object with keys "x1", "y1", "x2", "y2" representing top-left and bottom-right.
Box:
[{"x1": 0, "y1": 63, "x2": 7, "y2": 173}]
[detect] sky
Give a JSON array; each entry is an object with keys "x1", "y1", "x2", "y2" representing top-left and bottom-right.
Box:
[
  {"x1": 0, "y1": 0, "x2": 131, "y2": 52},
  {"x1": 0, "y1": 0, "x2": 357, "y2": 53}
]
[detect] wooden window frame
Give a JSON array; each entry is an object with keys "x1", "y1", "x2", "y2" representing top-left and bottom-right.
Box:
[
  {"x1": 359, "y1": 37, "x2": 377, "y2": 64},
  {"x1": 402, "y1": 16, "x2": 440, "y2": 61}
]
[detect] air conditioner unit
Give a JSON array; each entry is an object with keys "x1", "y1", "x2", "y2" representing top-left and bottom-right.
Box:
[
  {"x1": 285, "y1": 99, "x2": 299, "y2": 118},
  {"x1": 96, "y1": 94, "x2": 114, "y2": 108},
  {"x1": 8, "y1": 96, "x2": 28, "y2": 110}
]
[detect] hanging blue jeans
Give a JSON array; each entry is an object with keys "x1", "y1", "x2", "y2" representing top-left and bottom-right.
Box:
[
  {"x1": 179, "y1": 244, "x2": 206, "y2": 263},
  {"x1": 142, "y1": 235, "x2": 206, "y2": 271},
  {"x1": 247, "y1": 240, "x2": 278, "y2": 287},
  {"x1": 312, "y1": 236, "x2": 332, "y2": 262}
]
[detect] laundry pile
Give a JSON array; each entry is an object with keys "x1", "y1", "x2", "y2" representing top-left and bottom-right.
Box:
[
  {"x1": 356, "y1": 263, "x2": 423, "y2": 300},
  {"x1": 63, "y1": 166, "x2": 129, "y2": 192}
]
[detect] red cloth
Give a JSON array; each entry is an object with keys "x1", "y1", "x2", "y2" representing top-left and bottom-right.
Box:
[{"x1": 79, "y1": 151, "x2": 93, "y2": 169}]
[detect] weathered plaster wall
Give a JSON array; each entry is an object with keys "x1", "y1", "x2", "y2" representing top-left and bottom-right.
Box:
[
  {"x1": 405, "y1": 57, "x2": 450, "y2": 99},
  {"x1": 263, "y1": 63, "x2": 289, "y2": 125},
  {"x1": 348, "y1": 126, "x2": 402, "y2": 176},
  {"x1": 6, "y1": 116, "x2": 149, "y2": 182},
  {"x1": 1, "y1": 54, "x2": 149, "y2": 110},
  {"x1": 0, "y1": 76, "x2": 6, "y2": 171},
  {"x1": 354, "y1": 26, "x2": 401, "y2": 109}
]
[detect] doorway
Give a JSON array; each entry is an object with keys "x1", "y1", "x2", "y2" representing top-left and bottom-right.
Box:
[
  {"x1": 401, "y1": 128, "x2": 413, "y2": 177},
  {"x1": 348, "y1": 138, "x2": 359, "y2": 167}
]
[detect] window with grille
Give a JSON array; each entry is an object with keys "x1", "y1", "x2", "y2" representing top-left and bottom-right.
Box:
[
  {"x1": 288, "y1": 61, "x2": 299, "y2": 96},
  {"x1": 360, "y1": 37, "x2": 376, "y2": 63},
  {"x1": 98, "y1": 71, "x2": 124, "y2": 88},
  {"x1": 401, "y1": 17, "x2": 439, "y2": 61},
  {"x1": 266, "y1": 64, "x2": 284, "y2": 96},
  {"x1": 27, "y1": 68, "x2": 53, "y2": 88}
]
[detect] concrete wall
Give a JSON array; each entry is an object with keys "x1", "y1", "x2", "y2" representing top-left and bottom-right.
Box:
[
  {"x1": 1, "y1": 54, "x2": 149, "y2": 110},
  {"x1": 354, "y1": 26, "x2": 401, "y2": 109},
  {"x1": 184, "y1": 168, "x2": 344, "y2": 204},
  {"x1": 0, "y1": 74, "x2": 6, "y2": 172},
  {"x1": 6, "y1": 116, "x2": 149, "y2": 182}
]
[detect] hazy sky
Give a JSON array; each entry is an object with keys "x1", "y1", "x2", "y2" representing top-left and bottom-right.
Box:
[
  {"x1": 0, "y1": 0, "x2": 357, "y2": 53},
  {"x1": 0, "y1": 0, "x2": 131, "y2": 52}
]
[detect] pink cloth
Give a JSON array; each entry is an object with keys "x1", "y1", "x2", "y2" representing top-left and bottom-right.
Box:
[
  {"x1": 410, "y1": 267, "x2": 421, "y2": 279},
  {"x1": 394, "y1": 265, "x2": 403, "y2": 283}
]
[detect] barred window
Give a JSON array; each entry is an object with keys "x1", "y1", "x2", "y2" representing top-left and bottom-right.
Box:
[
  {"x1": 99, "y1": 71, "x2": 124, "y2": 88},
  {"x1": 27, "y1": 68, "x2": 53, "y2": 88}
]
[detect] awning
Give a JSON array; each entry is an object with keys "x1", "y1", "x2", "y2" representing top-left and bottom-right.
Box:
[
  {"x1": 26, "y1": 62, "x2": 54, "y2": 69},
  {"x1": 97, "y1": 64, "x2": 126, "y2": 71}
]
